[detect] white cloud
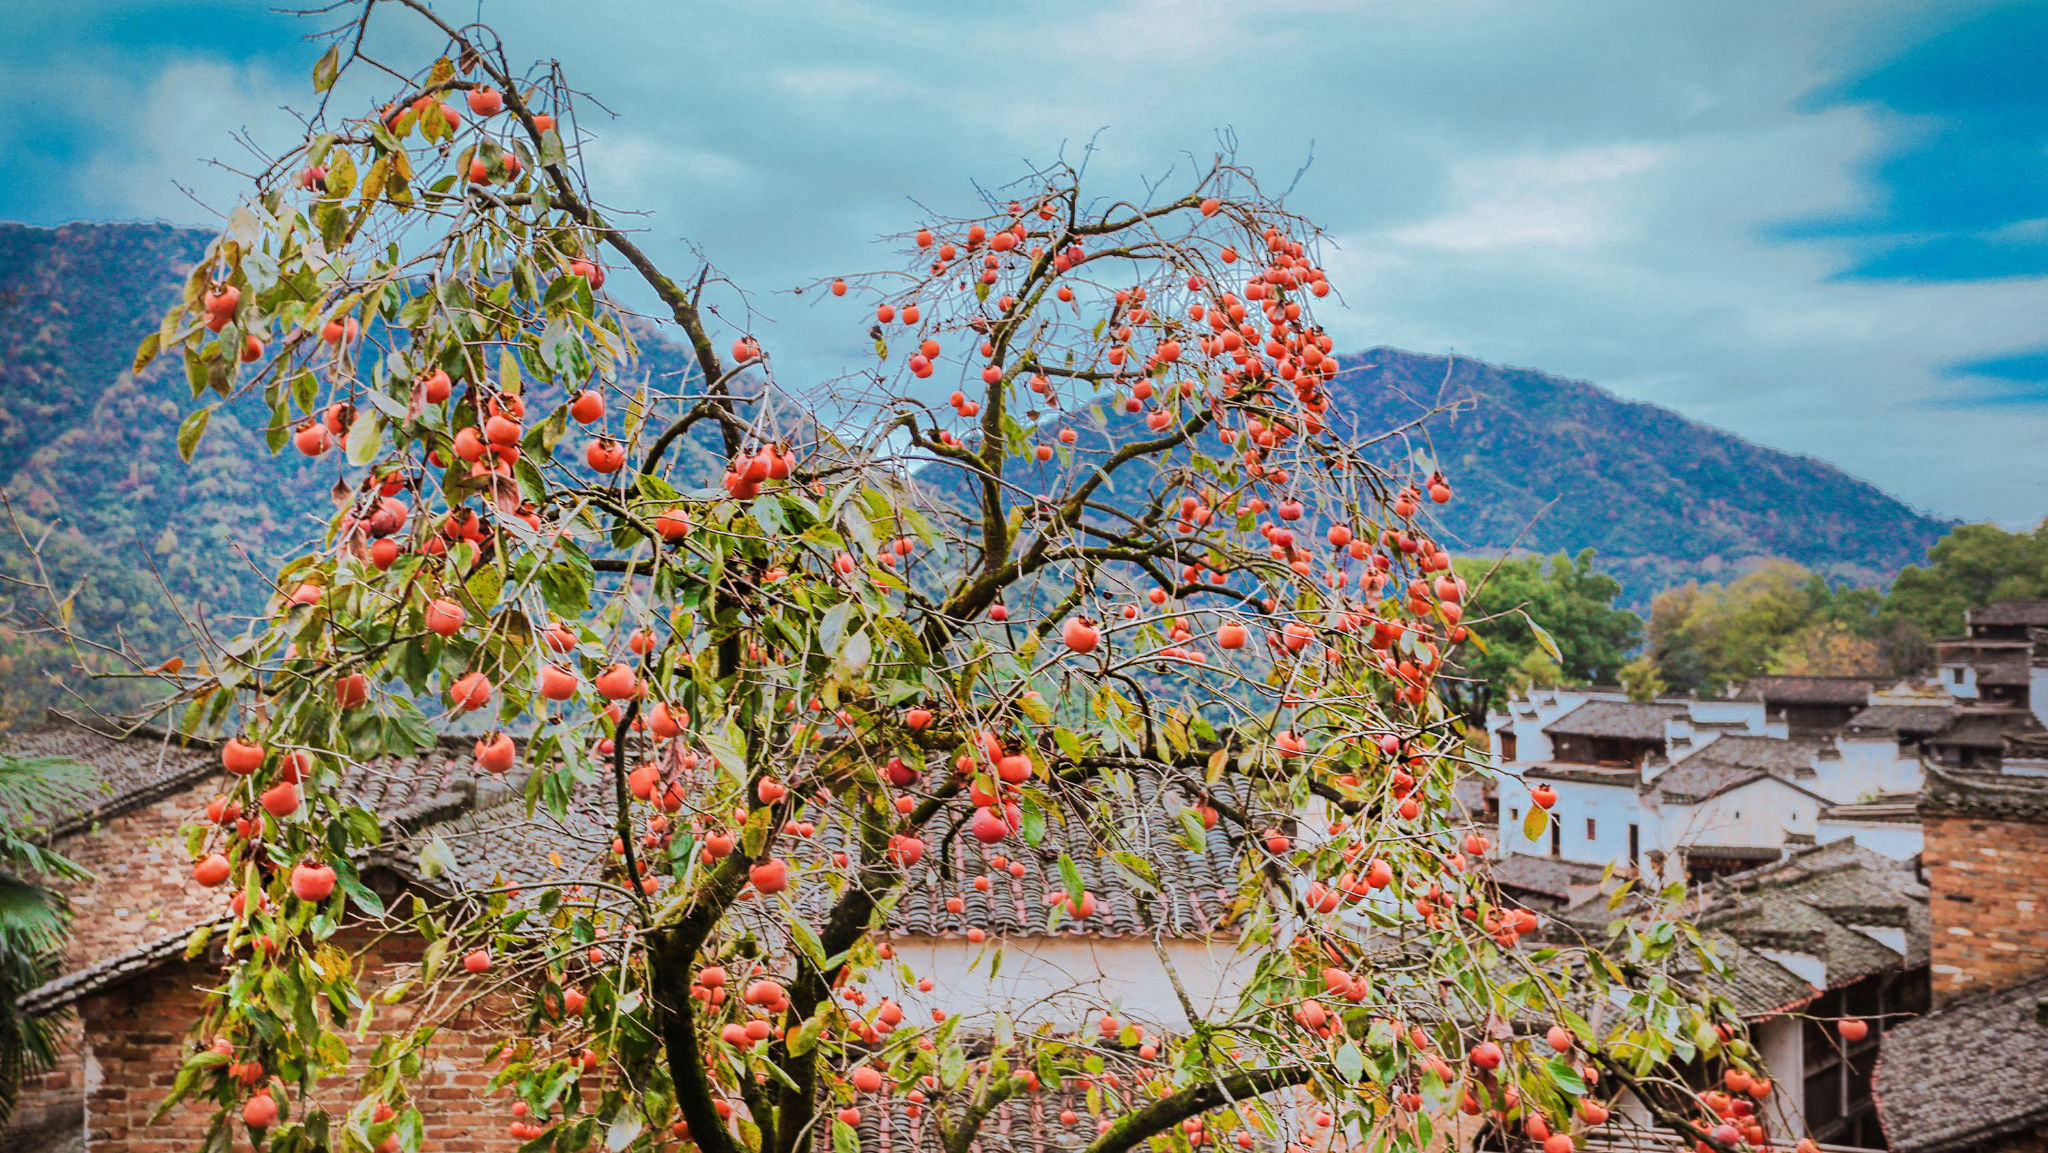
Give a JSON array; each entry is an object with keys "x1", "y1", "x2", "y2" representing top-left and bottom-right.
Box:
[
  {"x1": 1391, "y1": 145, "x2": 1665, "y2": 252},
  {"x1": 7, "y1": 0, "x2": 2043, "y2": 525}
]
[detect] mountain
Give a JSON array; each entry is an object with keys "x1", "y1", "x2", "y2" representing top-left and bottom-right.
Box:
[
  {"x1": 0, "y1": 220, "x2": 1954, "y2": 717},
  {"x1": 1321, "y1": 348, "x2": 1955, "y2": 603}
]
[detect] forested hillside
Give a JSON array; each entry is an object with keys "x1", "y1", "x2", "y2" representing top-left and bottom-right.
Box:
[{"x1": 0, "y1": 220, "x2": 1956, "y2": 719}]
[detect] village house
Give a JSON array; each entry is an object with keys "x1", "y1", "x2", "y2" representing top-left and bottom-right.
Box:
[
  {"x1": 1536, "y1": 838, "x2": 1930, "y2": 1150},
  {"x1": 1869, "y1": 765, "x2": 2048, "y2": 1153},
  {"x1": 0, "y1": 717, "x2": 1254, "y2": 1153}
]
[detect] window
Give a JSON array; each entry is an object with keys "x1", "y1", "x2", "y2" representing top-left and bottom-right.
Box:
[
  {"x1": 1585, "y1": 817, "x2": 1597, "y2": 840},
  {"x1": 1628, "y1": 824, "x2": 1640, "y2": 864},
  {"x1": 1548, "y1": 818, "x2": 1561, "y2": 858}
]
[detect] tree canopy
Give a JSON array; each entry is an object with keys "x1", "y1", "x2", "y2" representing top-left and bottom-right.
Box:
[
  {"x1": 54, "y1": 5, "x2": 1784, "y2": 1153},
  {"x1": 1882, "y1": 518, "x2": 2048, "y2": 642},
  {"x1": 1442, "y1": 549, "x2": 1640, "y2": 720}
]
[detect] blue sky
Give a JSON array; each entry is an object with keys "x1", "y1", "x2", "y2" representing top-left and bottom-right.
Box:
[{"x1": 3, "y1": 0, "x2": 2044, "y2": 523}]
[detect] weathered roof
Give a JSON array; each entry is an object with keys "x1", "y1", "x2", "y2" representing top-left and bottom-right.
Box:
[
  {"x1": 1933, "y1": 640, "x2": 2033, "y2": 685},
  {"x1": 1523, "y1": 762, "x2": 1642, "y2": 787},
  {"x1": 1734, "y1": 676, "x2": 1878, "y2": 707},
  {"x1": 1928, "y1": 708, "x2": 2042, "y2": 749},
  {"x1": 1483, "y1": 854, "x2": 1609, "y2": 904},
  {"x1": 1843, "y1": 704, "x2": 1959, "y2": 737},
  {"x1": 1967, "y1": 598, "x2": 2048, "y2": 628},
  {"x1": 1, "y1": 715, "x2": 500, "y2": 841},
  {"x1": 1694, "y1": 839, "x2": 1929, "y2": 986},
  {"x1": 1688, "y1": 931, "x2": 1823, "y2": 1018},
  {"x1": 0, "y1": 720, "x2": 217, "y2": 837},
  {"x1": 1652, "y1": 736, "x2": 1825, "y2": 804},
  {"x1": 1819, "y1": 794, "x2": 1921, "y2": 825},
  {"x1": 1921, "y1": 760, "x2": 2048, "y2": 822},
  {"x1": 16, "y1": 920, "x2": 226, "y2": 1016},
  {"x1": 1873, "y1": 971, "x2": 2048, "y2": 1153},
  {"x1": 1542, "y1": 701, "x2": 1682, "y2": 743}
]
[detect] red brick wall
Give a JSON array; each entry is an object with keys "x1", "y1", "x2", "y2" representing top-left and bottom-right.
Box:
[
  {"x1": 3, "y1": 776, "x2": 225, "y2": 1149},
  {"x1": 1922, "y1": 808, "x2": 2048, "y2": 1003},
  {"x1": 80, "y1": 931, "x2": 527, "y2": 1153}
]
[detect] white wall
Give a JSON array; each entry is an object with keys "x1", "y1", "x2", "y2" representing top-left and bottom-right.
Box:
[
  {"x1": 2033, "y1": 666, "x2": 2048, "y2": 727},
  {"x1": 1822, "y1": 736, "x2": 1924, "y2": 803},
  {"x1": 1663, "y1": 778, "x2": 1821, "y2": 852},
  {"x1": 1750, "y1": 1015, "x2": 1810, "y2": 1134},
  {"x1": 1498, "y1": 779, "x2": 1654, "y2": 866},
  {"x1": 1815, "y1": 819, "x2": 1924, "y2": 860},
  {"x1": 871, "y1": 934, "x2": 1259, "y2": 1032},
  {"x1": 1939, "y1": 662, "x2": 1978, "y2": 700}
]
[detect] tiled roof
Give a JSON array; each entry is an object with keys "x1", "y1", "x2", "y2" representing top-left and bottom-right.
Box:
[
  {"x1": 1523, "y1": 762, "x2": 1642, "y2": 786},
  {"x1": 1686, "y1": 931, "x2": 1821, "y2": 1018},
  {"x1": 1, "y1": 715, "x2": 498, "y2": 840},
  {"x1": 1542, "y1": 701, "x2": 1682, "y2": 742},
  {"x1": 1843, "y1": 704, "x2": 1959, "y2": 737},
  {"x1": 1967, "y1": 598, "x2": 2048, "y2": 627},
  {"x1": 1933, "y1": 640, "x2": 2032, "y2": 685},
  {"x1": 1921, "y1": 760, "x2": 2048, "y2": 821},
  {"x1": 1651, "y1": 736, "x2": 1825, "y2": 804},
  {"x1": 1482, "y1": 854, "x2": 1608, "y2": 903},
  {"x1": 0, "y1": 720, "x2": 217, "y2": 836},
  {"x1": 15, "y1": 920, "x2": 227, "y2": 1016},
  {"x1": 1734, "y1": 676, "x2": 1878, "y2": 707},
  {"x1": 1874, "y1": 972, "x2": 2048, "y2": 1153},
  {"x1": 1818, "y1": 794, "x2": 1921, "y2": 824},
  {"x1": 1928, "y1": 708, "x2": 2042, "y2": 749},
  {"x1": 1694, "y1": 840, "x2": 1929, "y2": 985}
]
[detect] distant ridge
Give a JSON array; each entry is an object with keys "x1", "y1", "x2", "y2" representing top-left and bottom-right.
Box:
[
  {"x1": 0, "y1": 221, "x2": 1952, "y2": 647},
  {"x1": 1322, "y1": 347, "x2": 1954, "y2": 603}
]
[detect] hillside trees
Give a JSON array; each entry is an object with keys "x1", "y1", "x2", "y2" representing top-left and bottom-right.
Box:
[
  {"x1": 1644, "y1": 562, "x2": 1925, "y2": 695},
  {"x1": 1441, "y1": 549, "x2": 1640, "y2": 722},
  {"x1": 1882, "y1": 518, "x2": 2048, "y2": 642},
  {"x1": 83, "y1": 5, "x2": 1786, "y2": 1153}
]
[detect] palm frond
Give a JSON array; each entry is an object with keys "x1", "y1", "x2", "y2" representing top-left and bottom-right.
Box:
[{"x1": 0, "y1": 752, "x2": 101, "y2": 826}]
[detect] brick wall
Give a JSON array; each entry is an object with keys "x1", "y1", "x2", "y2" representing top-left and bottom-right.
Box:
[
  {"x1": 3, "y1": 776, "x2": 225, "y2": 1150},
  {"x1": 79, "y1": 931, "x2": 528, "y2": 1153},
  {"x1": 1922, "y1": 807, "x2": 2048, "y2": 1003}
]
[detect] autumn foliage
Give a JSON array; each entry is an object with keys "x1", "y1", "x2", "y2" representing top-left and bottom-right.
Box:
[{"x1": 120, "y1": 4, "x2": 1781, "y2": 1153}]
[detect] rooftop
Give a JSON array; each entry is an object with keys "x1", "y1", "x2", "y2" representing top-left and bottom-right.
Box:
[
  {"x1": 1651, "y1": 736, "x2": 1825, "y2": 804},
  {"x1": 1842, "y1": 704, "x2": 1960, "y2": 738},
  {"x1": 1542, "y1": 700, "x2": 1684, "y2": 743},
  {"x1": 1734, "y1": 676, "x2": 1880, "y2": 707},
  {"x1": 1967, "y1": 598, "x2": 2048, "y2": 628},
  {"x1": 1873, "y1": 971, "x2": 2048, "y2": 1153}
]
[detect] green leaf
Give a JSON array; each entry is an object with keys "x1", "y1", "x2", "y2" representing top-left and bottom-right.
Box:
[
  {"x1": 787, "y1": 1012, "x2": 826, "y2": 1057},
  {"x1": 1547, "y1": 1057, "x2": 1587, "y2": 1096},
  {"x1": 1018, "y1": 692, "x2": 1051, "y2": 725},
  {"x1": 1335, "y1": 1043, "x2": 1364, "y2": 1083},
  {"x1": 312, "y1": 44, "x2": 341, "y2": 92},
  {"x1": 705, "y1": 720, "x2": 748, "y2": 781},
  {"x1": 346, "y1": 410, "x2": 384, "y2": 465},
  {"x1": 1523, "y1": 804, "x2": 1550, "y2": 843},
  {"x1": 176, "y1": 407, "x2": 212, "y2": 461},
  {"x1": 418, "y1": 834, "x2": 456, "y2": 880},
  {"x1": 1056, "y1": 854, "x2": 1085, "y2": 906},
  {"x1": 538, "y1": 128, "x2": 566, "y2": 168},
  {"x1": 605, "y1": 1110, "x2": 644, "y2": 1151},
  {"x1": 1525, "y1": 613, "x2": 1562, "y2": 663},
  {"x1": 134, "y1": 331, "x2": 161, "y2": 373}
]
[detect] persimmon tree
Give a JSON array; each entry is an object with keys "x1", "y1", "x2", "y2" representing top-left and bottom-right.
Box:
[{"x1": 126, "y1": 4, "x2": 1784, "y2": 1153}]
